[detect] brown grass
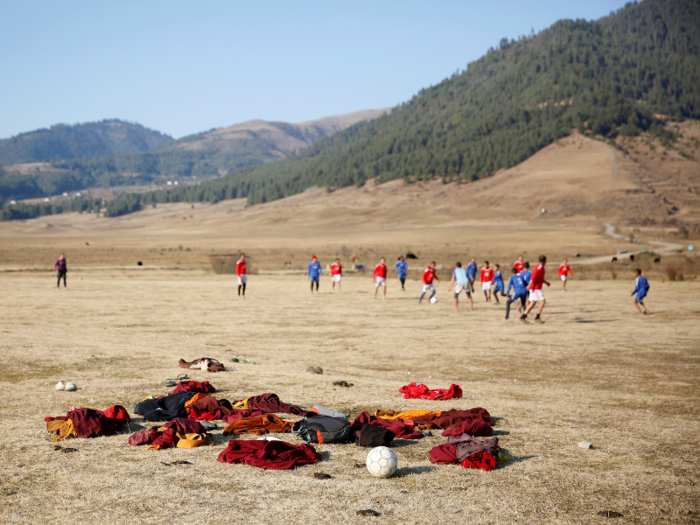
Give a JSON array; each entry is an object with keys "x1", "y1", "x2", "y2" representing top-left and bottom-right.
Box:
[{"x1": 0, "y1": 271, "x2": 698, "y2": 524}]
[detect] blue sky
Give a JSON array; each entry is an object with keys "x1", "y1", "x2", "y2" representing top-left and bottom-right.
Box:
[{"x1": 0, "y1": 1, "x2": 630, "y2": 139}]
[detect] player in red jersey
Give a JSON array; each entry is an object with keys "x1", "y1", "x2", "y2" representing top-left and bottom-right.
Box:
[
  {"x1": 558, "y1": 258, "x2": 573, "y2": 291},
  {"x1": 331, "y1": 258, "x2": 343, "y2": 292},
  {"x1": 236, "y1": 253, "x2": 247, "y2": 299},
  {"x1": 419, "y1": 261, "x2": 439, "y2": 304},
  {"x1": 372, "y1": 257, "x2": 388, "y2": 299},
  {"x1": 522, "y1": 255, "x2": 550, "y2": 323},
  {"x1": 514, "y1": 255, "x2": 525, "y2": 273},
  {"x1": 480, "y1": 261, "x2": 495, "y2": 302}
]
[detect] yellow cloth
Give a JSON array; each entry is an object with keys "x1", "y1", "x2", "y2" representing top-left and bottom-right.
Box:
[
  {"x1": 373, "y1": 409, "x2": 442, "y2": 420},
  {"x1": 177, "y1": 433, "x2": 212, "y2": 448},
  {"x1": 497, "y1": 452, "x2": 512, "y2": 464},
  {"x1": 47, "y1": 419, "x2": 77, "y2": 441},
  {"x1": 233, "y1": 396, "x2": 254, "y2": 409}
]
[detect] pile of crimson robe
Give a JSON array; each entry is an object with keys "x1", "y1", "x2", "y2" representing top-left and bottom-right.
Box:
[
  {"x1": 217, "y1": 439, "x2": 321, "y2": 470},
  {"x1": 429, "y1": 434, "x2": 501, "y2": 471},
  {"x1": 399, "y1": 382, "x2": 463, "y2": 400},
  {"x1": 46, "y1": 405, "x2": 130, "y2": 440},
  {"x1": 129, "y1": 417, "x2": 212, "y2": 450},
  {"x1": 171, "y1": 381, "x2": 216, "y2": 394}
]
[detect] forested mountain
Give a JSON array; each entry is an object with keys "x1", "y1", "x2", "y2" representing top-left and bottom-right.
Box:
[
  {"x1": 0, "y1": 120, "x2": 173, "y2": 165},
  {"x1": 0, "y1": 110, "x2": 386, "y2": 203},
  {"x1": 3, "y1": 0, "x2": 699, "y2": 219},
  {"x1": 94, "y1": 0, "x2": 699, "y2": 212}
]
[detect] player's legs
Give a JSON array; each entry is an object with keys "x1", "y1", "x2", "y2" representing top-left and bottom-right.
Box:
[
  {"x1": 374, "y1": 282, "x2": 378, "y2": 299},
  {"x1": 534, "y1": 299, "x2": 546, "y2": 322},
  {"x1": 561, "y1": 275, "x2": 567, "y2": 291},
  {"x1": 504, "y1": 296, "x2": 513, "y2": 320},
  {"x1": 454, "y1": 291, "x2": 459, "y2": 312},
  {"x1": 419, "y1": 292, "x2": 425, "y2": 304},
  {"x1": 493, "y1": 287, "x2": 501, "y2": 304},
  {"x1": 242, "y1": 282, "x2": 246, "y2": 297}
]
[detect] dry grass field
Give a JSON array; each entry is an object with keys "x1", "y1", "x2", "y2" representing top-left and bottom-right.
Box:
[
  {"x1": 1, "y1": 127, "x2": 699, "y2": 523},
  {"x1": 0, "y1": 271, "x2": 698, "y2": 524}
]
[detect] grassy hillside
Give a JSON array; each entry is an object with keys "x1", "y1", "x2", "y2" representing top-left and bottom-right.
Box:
[{"x1": 0, "y1": 120, "x2": 173, "y2": 165}]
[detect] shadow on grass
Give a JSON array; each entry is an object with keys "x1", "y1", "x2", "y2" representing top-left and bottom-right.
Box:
[
  {"x1": 573, "y1": 318, "x2": 616, "y2": 323},
  {"x1": 392, "y1": 466, "x2": 438, "y2": 477},
  {"x1": 390, "y1": 439, "x2": 419, "y2": 448},
  {"x1": 498, "y1": 449, "x2": 537, "y2": 469},
  {"x1": 492, "y1": 430, "x2": 510, "y2": 436}
]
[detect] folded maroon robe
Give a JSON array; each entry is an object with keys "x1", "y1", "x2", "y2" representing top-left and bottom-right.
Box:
[
  {"x1": 351, "y1": 412, "x2": 422, "y2": 440},
  {"x1": 222, "y1": 409, "x2": 266, "y2": 423},
  {"x1": 245, "y1": 393, "x2": 305, "y2": 415},
  {"x1": 441, "y1": 420, "x2": 493, "y2": 438},
  {"x1": 217, "y1": 439, "x2": 321, "y2": 470},
  {"x1": 412, "y1": 408, "x2": 491, "y2": 429},
  {"x1": 429, "y1": 444, "x2": 458, "y2": 464}
]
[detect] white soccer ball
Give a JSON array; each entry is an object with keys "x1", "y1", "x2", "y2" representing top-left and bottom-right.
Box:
[
  {"x1": 430, "y1": 296, "x2": 438, "y2": 304},
  {"x1": 366, "y1": 446, "x2": 398, "y2": 478}
]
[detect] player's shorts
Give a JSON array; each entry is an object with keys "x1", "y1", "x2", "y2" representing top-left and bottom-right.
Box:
[
  {"x1": 310, "y1": 276, "x2": 319, "y2": 282},
  {"x1": 482, "y1": 281, "x2": 492, "y2": 292},
  {"x1": 494, "y1": 282, "x2": 504, "y2": 293},
  {"x1": 422, "y1": 284, "x2": 435, "y2": 293},
  {"x1": 237, "y1": 274, "x2": 247, "y2": 285},
  {"x1": 455, "y1": 283, "x2": 471, "y2": 298},
  {"x1": 332, "y1": 274, "x2": 341, "y2": 282},
  {"x1": 635, "y1": 292, "x2": 646, "y2": 303},
  {"x1": 529, "y1": 289, "x2": 545, "y2": 302},
  {"x1": 375, "y1": 277, "x2": 386, "y2": 287},
  {"x1": 560, "y1": 275, "x2": 567, "y2": 282}
]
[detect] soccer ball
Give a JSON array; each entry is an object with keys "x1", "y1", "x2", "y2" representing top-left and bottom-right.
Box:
[
  {"x1": 366, "y1": 446, "x2": 398, "y2": 478},
  {"x1": 430, "y1": 296, "x2": 438, "y2": 304}
]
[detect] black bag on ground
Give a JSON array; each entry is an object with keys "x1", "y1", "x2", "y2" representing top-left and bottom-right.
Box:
[
  {"x1": 357, "y1": 425, "x2": 395, "y2": 447},
  {"x1": 291, "y1": 415, "x2": 352, "y2": 444}
]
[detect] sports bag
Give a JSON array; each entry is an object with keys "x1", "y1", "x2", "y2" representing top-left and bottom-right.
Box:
[{"x1": 291, "y1": 415, "x2": 352, "y2": 444}]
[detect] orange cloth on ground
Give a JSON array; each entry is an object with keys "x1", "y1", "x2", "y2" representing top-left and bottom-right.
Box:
[
  {"x1": 177, "y1": 433, "x2": 213, "y2": 448},
  {"x1": 184, "y1": 393, "x2": 209, "y2": 412},
  {"x1": 374, "y1": 409, "x2": 442, "y2": 420},
  {"x1": 222, "y1": 414, "x2": 293, "y2": 436},
  {"x1": 47, "y1": 419, "x2": 78, "y2": 441},
  {"x1": 233, "y1": 396, "x2": 253, "y2": 409}
]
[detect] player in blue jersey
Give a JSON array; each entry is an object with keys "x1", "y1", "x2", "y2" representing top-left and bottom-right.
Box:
[
  {"x1": 466, "y1": 257, "x2": 477, "y2": 293},
  {"x1": 396, "y1": 256, "x2": 408, "y2": 291},
  {"x1": 307, "y1": 255, "x2": 322, "y2": 294},
  {"x1": 631, "y1": 268, "x2": 650, "y2": 314},
  {"x1": 492, "y1": 264, "x2": 505, "y2": 304},
  {"x1": 503, "y1": 267, "x2": 528, "y2": 320},
  {"x1": 520, "y1": 261, "x2": 532, "y2": 286}
]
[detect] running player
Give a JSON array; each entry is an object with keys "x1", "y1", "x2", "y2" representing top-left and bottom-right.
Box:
[
  {"x1": 331, "y1": 258, "x2": 343, "y2": 292},
  {"x1": 447, "y1": 262, "x2": 473, "y2": 312},
  {"x1": 466, "y1": 258, "x2": 477, "y2": 293},
  {"x1": 558, "y1": 258, "x2": 573, "y2": 291},
  {"x1": 373, "y1": 257, "x2": 388, "y2": 299},
  {"x1": 631, "y1": 268, "x2": 650, "y2": 314},
  {"x1": 480, "y1": 261, "x2": 494, "y2": 302},
  {"x1": 514, "y1": 255, "x2": 525, "y2": 273},
  {"x1": 236, "y1": 253, "x2": 247, "y2": 299},
  {"x1": 419, "y1": 261, "x2": 439, "y2": 304},
  {"x1": 492, "y1": 264, "x2": 505, "y2": 304},
  {"x1": 396, "y1": 256, "x2": 408, "y2": 291},
  {"x1": 308, "y1": 255, "x2": 322, "y2": 294},
  {"x1": 504, "y1": 267, "x2": 527, "y2": 320},
  {"x1": 521, "y1": 255, "x2": 550, "y2": 323},
  {"x1": 520, "y1": 261, "x2": 532, "y2": 286},
  {"x1": 55, "y1": 253, "x2": 67, "y2": 289}
]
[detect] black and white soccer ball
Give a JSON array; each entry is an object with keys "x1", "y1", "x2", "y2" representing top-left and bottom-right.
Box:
[{"x1": 366, "y1": 446, "x2": 398, "y2": 478}]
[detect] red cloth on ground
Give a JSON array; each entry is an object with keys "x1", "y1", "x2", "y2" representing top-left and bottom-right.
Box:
[
  {"x1": 217, "y1": 439, "x2": 321, "y2": 470},
  {"x1": 429, "y1": 444, "x2": 458, "y2": 464},
  {"x1": 351, "y1": 412, "x2": 422, "y2": 440},
  {"x1": 162, "y1": 418, "x2": 206, "y2": 434},
  {"x1": 412, "y1": 408, "x2": 491, "y2": 429},
  {"x1": 65, "y1": 408, "x2": 120, "y2": 438},
  {"x1": 399, "y1": 382, "x2": 463, "y2": 400},
  {"x1": 441, "y1": 420, "x2": 493, "y2": 438},
  {"x1": 103, "y1": 405, "x2": 131, "y2": 422},
  {"x1": 222, "y1": 409, "x2": 267, "y2": 424},
  {"x1": 171, "y1": 381, "x2": 216, "y2": 394},
  {"x1": 460, "y1": 451, "x2": 497, "y2": 471},
  {"x1": 129, "y1": 427, "x2": 160, "y2": 446},
  {"x1": 245, "y1": 393, "x2": 305, "y2": 415}
]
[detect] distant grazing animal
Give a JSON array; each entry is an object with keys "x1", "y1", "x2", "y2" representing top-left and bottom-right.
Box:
[
  {"x1": 572, "y1": 253, "x2": 580, "y2": 258},
  {"x1": 284, "y1": 261, "x2": 292, "y2": 268},
  {"x1": 654, "y1": 257, "x2": 661, "y2": 264},
  {"x1": 406, "y1": 253, "x2": 418, "y2": 259},
  {"x1": 629, "y1": 254, "x2": 635, "y2": 262},
  {"x1": 612, "y1": 257, "x2": 618, "y2": 263},
  {"x1": 352, "y1": 256, "x2": 360, "y2": 262},
  {"x1": 137, "y1": 261, "x2": 143, "y2": 266}
]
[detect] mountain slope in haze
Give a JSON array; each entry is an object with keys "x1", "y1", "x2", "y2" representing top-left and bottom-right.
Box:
[
  {"x1": 179, "y1": 0, "x2": 697, "y2": 206},
  {"x1": 0, "y1": 120, "x2": 174, "y2": 165},
  {"x1": 0, "y1": 110, "x2": 387, "y2": 203}
]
